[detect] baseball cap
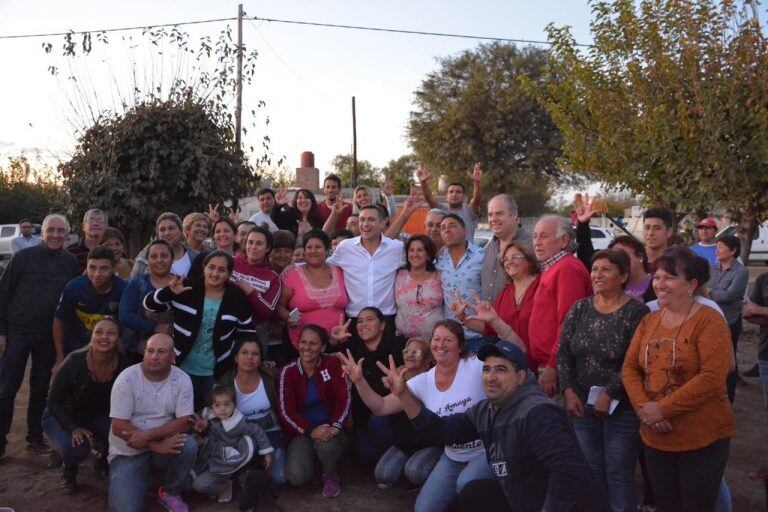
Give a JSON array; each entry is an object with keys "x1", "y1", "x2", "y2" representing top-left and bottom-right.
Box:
[
  {"x1": 477, "y1": 340, "x2": 528, "y2": 371},
  {"x1": 697, "y1": 218, "x2": 717, "y2": 229}
]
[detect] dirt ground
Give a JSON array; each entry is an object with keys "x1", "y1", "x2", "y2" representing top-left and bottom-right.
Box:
[{"x1": 1, "y1": 329, "x2": 766, "y2": 512}]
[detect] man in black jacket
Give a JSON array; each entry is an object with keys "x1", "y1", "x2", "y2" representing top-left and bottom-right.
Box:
[
  {"x1": 0, "y1": 214, "x2": 79, "y2": 458},
  {"x1": 382, "y1": 340, "x2": 607, "y2": 512}
]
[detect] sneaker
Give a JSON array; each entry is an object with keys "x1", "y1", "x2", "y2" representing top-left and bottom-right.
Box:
[
  {"x1": 322, "y1": 473, "x2": 341, "y2": 498},
  {"x1": 157, "y1": 486, "x2": 189, "y2": 512},
  {"x1": 26, "y1": 439, "x2": 53, "y2": 456},
  {"x1": 60, "y1": 466, "x2": 77, "y2": 495},
  {"x1": 377, "y1": 482, "x2": 395, "y2": 490},
  {"x1": 217, "y1": 480, "x2": 233, "y2": 503}
]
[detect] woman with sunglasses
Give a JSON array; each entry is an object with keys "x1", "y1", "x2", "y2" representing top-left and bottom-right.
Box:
[
  {"x1": 622, "y1": 247, "x2": 733, "y2": 512},
  {"x1": 395, "y1": 235, "x2": 444, "y2": 340}
]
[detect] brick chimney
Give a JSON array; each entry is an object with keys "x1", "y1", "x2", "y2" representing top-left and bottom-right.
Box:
[{"x1": 295, "y1": 151, "x2": 319, "y2": 191}]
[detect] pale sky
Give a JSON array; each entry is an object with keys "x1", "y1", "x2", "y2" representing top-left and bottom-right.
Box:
[{"x1": 0, "y1": 0, "x2": 594, "y2": 176}]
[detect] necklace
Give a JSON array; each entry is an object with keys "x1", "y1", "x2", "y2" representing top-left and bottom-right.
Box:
[{"x1": 513, "y1": 276, "x2": 535, "y2": 305}]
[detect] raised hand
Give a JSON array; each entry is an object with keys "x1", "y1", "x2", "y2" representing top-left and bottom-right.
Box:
[
  {"x1": 376, "y1": 355, "x2": 408, "y2": 396},
  {"x1": 416, "y1": 164, "x2": 433, "y2": 183},
  {"x1": 464, "y1": 292, "x2": 499, "y2": 323},
  {"x1": 574, "y1": 192, "x2": 598, "y2": 224},
  {"x1": 382, "y1": 176, "x2": 393, "y2": 196},
  {"x1": 337, "y1": 349, "x2": 365, "y2": 384},
  {"x1": 468, "y1": 162, "x2": 484, "y2": 182},
  {"x1": 275, "y1": 188, "x2": 289, "y2": 206},
  {"x1": 207, "y1": 203, "x2": 221, "y2": 223},
  {"x1": 329, "y1": 314, "x2": 352, "y2": 345},
  {"x1": 168, "y1": 275, "x2": 193, "y2": 296},
  {"x1": 402, "y1": 193, "x2": 421, "y2": 214},
  {"x1": 228, "y1": 205, "x2": 240, "y2": 223}
]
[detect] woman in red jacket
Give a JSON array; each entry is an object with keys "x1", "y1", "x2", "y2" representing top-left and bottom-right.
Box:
[
  {"x1": 276, "y1": 324, "x2": 351, "y2": 498},
  {"x1": 232, "y1": 226, "x2": 281, "y2": 328}
]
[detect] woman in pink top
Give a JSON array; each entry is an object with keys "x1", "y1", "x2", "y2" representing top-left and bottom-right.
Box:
[
  {"x1": 277, "y1": 230, "x2": 348, "y2": 350},
  {"x1": 395, "y1": 235, "x2": 444, "y2": 339}
]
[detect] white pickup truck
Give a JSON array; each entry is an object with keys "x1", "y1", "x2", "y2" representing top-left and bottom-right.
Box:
[
  {"x1": 0, "y1": 223, "x2": 42, "y2": 258},
  {"x1": 717, "y1": 222, "x2": 768, "y2": 264}
]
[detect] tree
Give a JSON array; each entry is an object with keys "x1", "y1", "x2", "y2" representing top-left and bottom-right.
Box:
[
  {"x1": 0, "y1": 154, "x2": 64, "y2": 224},
  {"x1": 527, "y1": 0, "x2": 768, "y2": 260},
  {"x1": 381, "y1": 154, "x2": 418, "y2": 195},
  {"x1": 408, "y1": 42, "x2": 571, "y2": 215},
  {"x1": 331, "y1": 154, "x2": 382, "y2": 188}
]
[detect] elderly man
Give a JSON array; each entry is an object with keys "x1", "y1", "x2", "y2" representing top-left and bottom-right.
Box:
[
  {"x1": 0, "y1": 214, "x2": 79, "y2": 458},
  {"x1": 530, "y1": 216, "x2": 592, "y2": 396},
  {"x1": 108, "y1": 333, "x2": 196, "y2": 512},
  {"x1": 68, "y1": 208, "x2": 108, "y2": 272},
  {"x1": 481, "y1": 194, "x2": 533, "y2": 303}
]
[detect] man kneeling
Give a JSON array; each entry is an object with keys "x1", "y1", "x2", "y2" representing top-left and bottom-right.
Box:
[
  {"x1": 108, "y1": 334, "x2": 196, "y2": 512},
  {"x1": 381, "y1": 340, "x2": 606, "y2": 512}
]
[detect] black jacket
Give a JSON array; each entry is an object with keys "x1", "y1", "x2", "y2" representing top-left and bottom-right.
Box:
[
  {"x1": 0, "y1": 243, "x2": 79, "y2": 340},
  {"x1": 143, "y1": 282, "x2": 256, "y2": 377},
  {"x1": 47, "y1": 347, "x2": 130, "y2": 432},
  {"x1": 412, "y1": 374, "x2": 607, "y2": 512}
]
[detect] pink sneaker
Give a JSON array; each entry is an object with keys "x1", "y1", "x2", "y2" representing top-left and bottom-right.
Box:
[
  {"x1": 217, "y1": 480, "x2": 233, "y2": 503},
  {"x1": 322, "y1": 473, "x2": 341, "y2": 498},
  {"x1": 158, "y1": 486, "x2": 189, "y2": 512}
]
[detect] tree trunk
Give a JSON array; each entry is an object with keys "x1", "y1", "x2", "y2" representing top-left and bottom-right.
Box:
[{"x1": 737, "y1": 208, "x2": 759, "y2": 265}]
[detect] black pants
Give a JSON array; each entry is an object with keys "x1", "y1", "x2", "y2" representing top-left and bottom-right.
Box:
[
  {"x1": 0, "y1": 336, "x2": 55, "y2": 445},
  {"x1": 459, "y1": 479, "x2": 511, "y2": 512},
  {"x1": 643, "y1": 438, "x2": 730, "y2": 512},
  {"x1": 726, "y1": 319, "x2": 742, "y2": 403}
]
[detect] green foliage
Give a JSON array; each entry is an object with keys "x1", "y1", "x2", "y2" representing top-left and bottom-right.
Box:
[
  {"x1": 0, "y1": 155, "x2": 64, "y2": 224},
  {"x1": 381, "y1": 154, "x2": 418, "y2": 195},
  {"x1": 331, "y1": 154, "x2": 382, "y2": 188},
  {"x1": 59, "y1": 99, "x2": 257, "y2": 237},
  {"x1": 408, "y1": 42, "x2": 571, "y2": 213},
  {"x1": 528, "y1": 0, "x2": 768, "y2": 229}
]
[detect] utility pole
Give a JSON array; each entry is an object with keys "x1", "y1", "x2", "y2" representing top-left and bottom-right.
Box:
[
  {"x1": 352, "y1": 96, "x2": 358, "y2": 187},
  {"x1": 235, "y1": 3, "x2": 244, "y2": 152}
]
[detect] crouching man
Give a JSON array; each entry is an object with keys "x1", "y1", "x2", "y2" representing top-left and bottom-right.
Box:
[{"x1": 380, "y1": 340, "x2": 607, "y2": 512}]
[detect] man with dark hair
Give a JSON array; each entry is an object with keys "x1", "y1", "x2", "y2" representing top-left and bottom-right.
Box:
[
  {"x1": 384, "y1": 340, "x2": 603, "y2": 512},
  {"x1": 346, "y1": 213, "x2": 361, "y2": 236},
  {"x1": 11, "y1": 218, "x2": 40, "y2": 253},
  {"x1": 0, "y1": 214, "x2": 79, "y2": 458},
  {"x1": 437, "y1": 213, "x2": 485, "y2": 352},
  {"x1": 643, "y1": 207, "x2": 675, "y2": 264},
  {"x1": 319, "y1": 174, "x2": 352, "y2": 232},
  {"x1": 68, "y1": 208, "x2": 108, "y2": 272},
  {"x1": 236, "y1": 220, "x2": 256, "y2": 253},
  {"x1": 53, "y1": 246, "x2": 127, "y2": 368},
  {"x1": 418, "y1": 163, "x2": 484, "y2": 242},
  {"x1": 330, "y1": 229, "x2": 355, "y2": 251},
  {"x1": 249, "y1": 188, "x2": 279, "y2": 232}
]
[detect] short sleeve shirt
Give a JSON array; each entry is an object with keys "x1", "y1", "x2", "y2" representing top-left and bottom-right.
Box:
[
  {"x1": 108, "y1": 364, "x2": 194, "y2": 461},
  {"x1": 435, "y1": 243, "x2": 484, "y2": 340}
]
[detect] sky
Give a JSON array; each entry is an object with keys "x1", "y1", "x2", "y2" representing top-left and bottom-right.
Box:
[{"x1": 0, "y1": 0, "x2": 594, "y2": 177}]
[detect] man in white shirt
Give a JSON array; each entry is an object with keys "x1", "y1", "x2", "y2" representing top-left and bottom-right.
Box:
[
  {"x1": 249, "y1": 188, "x2": 279, "y2": 232},
  {"x1": 10, "y1": 219, "x2": 40, "y2": 253},
  {"x1": 108, "y1": 334, "x2": 196, "y2": 512},
  {"x1": 327, "y1": 204, "x2": 404, "y2": 336}
]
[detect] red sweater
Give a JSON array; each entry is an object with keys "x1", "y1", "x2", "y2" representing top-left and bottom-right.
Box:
[
  {"x1": 231, "y1": 253, "x2": 280, "y2": 325},
  {"x1": 318, "y1": 201, "x2": 352, "y2": 232},
  {"x1": 487, "y1": 275, "x2": 540, "y2": 370},
  {"x1": 276, "y1": 354, "x2": 352, "y2": 442},
  {"x1": 528, "y1": 256, "x2": 592, "y2": 369}
]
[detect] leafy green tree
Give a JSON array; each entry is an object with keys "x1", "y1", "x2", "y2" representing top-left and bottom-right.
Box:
[
  {"x1": 381, "y1": 154, "x2": 418, "y2": 195},
  {"x1": 0, "y1": 155, "x2": 64, "y2": 224},
  {"x1": 331, "y1": 154, "x2": 382, "y2": 188},
  {"x1": 408, "y1": 42, "x2": 570, "y2": 214},
  {"x1": 527, "y1": 0, "x2": 768, "y2": 260}
]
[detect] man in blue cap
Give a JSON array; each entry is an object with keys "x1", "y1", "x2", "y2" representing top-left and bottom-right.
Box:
[{"x1": 380, "y1": 340, "x2": 606, "y2": 512}]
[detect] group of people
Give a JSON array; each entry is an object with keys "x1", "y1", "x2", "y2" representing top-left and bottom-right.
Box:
[{"x1": 0, "y1": 166, "x2": 762, "y2": 512}]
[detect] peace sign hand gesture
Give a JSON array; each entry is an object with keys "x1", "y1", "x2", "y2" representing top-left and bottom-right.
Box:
[
  {"x1": 416, "y1": 164, "x2": 433, "y2": 183},
  {"x1": 574, "y1": 193, "x2": 598, "y2": 224},
  {"x1": 337, "y1": 349, "x2": 365, "y2": 384},
  {"x1": 329, "y1": 314, "x2": 353, "y2": 345},
  {"x1": 207, "y1": 203, "x2": 221, "y2": 224},
  {"x1": 168, "y1": 275, "x2": 193, "y2": 296},
  {"x1": 376, "y1": 355, "x2": 409, "y2": 396},
  {"x1": 468, "y1": 162, "x2": 484, "y2": 183}
]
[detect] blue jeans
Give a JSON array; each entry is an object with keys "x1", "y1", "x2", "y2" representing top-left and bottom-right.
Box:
[
  {"x1": 41, "y1": 408, "x2": 110, "y2": 468},
  {"x1": 414, "y1": 451, "x2": 495, "y2": 512},
  {"x1": 265, "y1": 430, "x2": 287, "y2": 485},
  {"x1": 572, "y1": 404, "x2": 641, "y2": 512},
  {"x1": 108, "y1": 435, "x2": 197, "y2": 512},
  {"x1": 0, "y1": 336, "x2": 55, "y2": 445},
  {"x1": 354, "y1": 413, "x2": 394, "y2": 466}
]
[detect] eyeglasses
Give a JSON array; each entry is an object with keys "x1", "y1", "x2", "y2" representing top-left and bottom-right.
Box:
[
  {"x1": 402, "y1": 349, "x2": 423, "y2": 357},
  {"x1": 501, "y1": 255, "x2": 526, "y2": 263},
  {"x1": 416, "y1": 284, "x2": 423, "y2": 304}
]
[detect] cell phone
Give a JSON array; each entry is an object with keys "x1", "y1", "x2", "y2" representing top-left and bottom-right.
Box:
[{"x1": 288, "y1": 308, "x2": 301, "y2": 323}]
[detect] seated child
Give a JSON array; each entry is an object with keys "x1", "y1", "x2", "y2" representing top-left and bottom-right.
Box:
[{"x1": 191, "y1": 385, "x2": 274, "y2": 506}]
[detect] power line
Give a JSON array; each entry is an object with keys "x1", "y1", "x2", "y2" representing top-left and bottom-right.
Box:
[{"x1": 0, "y1": 14, "x2": 592, "y2": 47}]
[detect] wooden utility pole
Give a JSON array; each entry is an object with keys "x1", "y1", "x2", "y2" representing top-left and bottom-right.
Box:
[
  {"x1": 352, "y1": 96, "x2": 358, "y2": 187},
  {"x1": 235, "y1": 4, "x2": 244, "y2": 152}
]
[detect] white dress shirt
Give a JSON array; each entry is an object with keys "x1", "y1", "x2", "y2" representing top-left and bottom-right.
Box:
[{"x1": 327, "y1": 235, "x2": 405, "y2": 316}]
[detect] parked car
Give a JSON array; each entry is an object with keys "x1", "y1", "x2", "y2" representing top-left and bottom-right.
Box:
[
  {"x1": 0, "y1": 223, "x2": 42, "y2": 257},
  {"x1": 717, "y1": 222, "x2": 768, "y2": 264}
]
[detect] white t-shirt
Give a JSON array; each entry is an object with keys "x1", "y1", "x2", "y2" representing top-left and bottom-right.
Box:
[
  {"x1": 249, "y1": 212, "x2": 279, "y2": 232},
  {"x1": 170, "y1": 251, "x2": 192, "y2": 278},
  {"x1": 235, "y1": 378, "x2": 279, "y2": 432},
  {"x1": 406, "y1": 356, "x2": 486, "y2": 462},
  {"x1": 646, "y1": 295, "x2": 725, "y2": 317},
  {"x1": 108, "y1": 364, "x2": 194, "y2": 461}
]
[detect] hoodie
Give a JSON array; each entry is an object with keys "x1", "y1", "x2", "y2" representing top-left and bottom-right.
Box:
[
  {"x1": 411, "y1": 373, "x2": 606, "y2": 512},
  {"x1": 231, "y1": 252, "x2": 280, "y2": 325}
]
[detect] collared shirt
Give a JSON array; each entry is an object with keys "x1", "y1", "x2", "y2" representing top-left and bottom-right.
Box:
[
  {"x1": 540, "y1": 250, "x2": 569, "y2": 273},
  {"x1": 708, "y1": 259, "x2": 749, "y2": 325},
  {"x1": 11, "y1": 234, "x2": 40, "y2": 254},
  {"x1": 437, "y1": 204, "x2": 481, "y2": 242},
  {"x1": 436, "y1": 242, "x2": 484, "y2": 340},
  {"x1": 480, "y1": 228, "x2": 534, "y2": 302},
  {"x1": 249, "y1": 211, "x2": 279, "y2": 232},
  {"x1": 327, "y1": 235, "x2": 405, "y2": 316}
]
